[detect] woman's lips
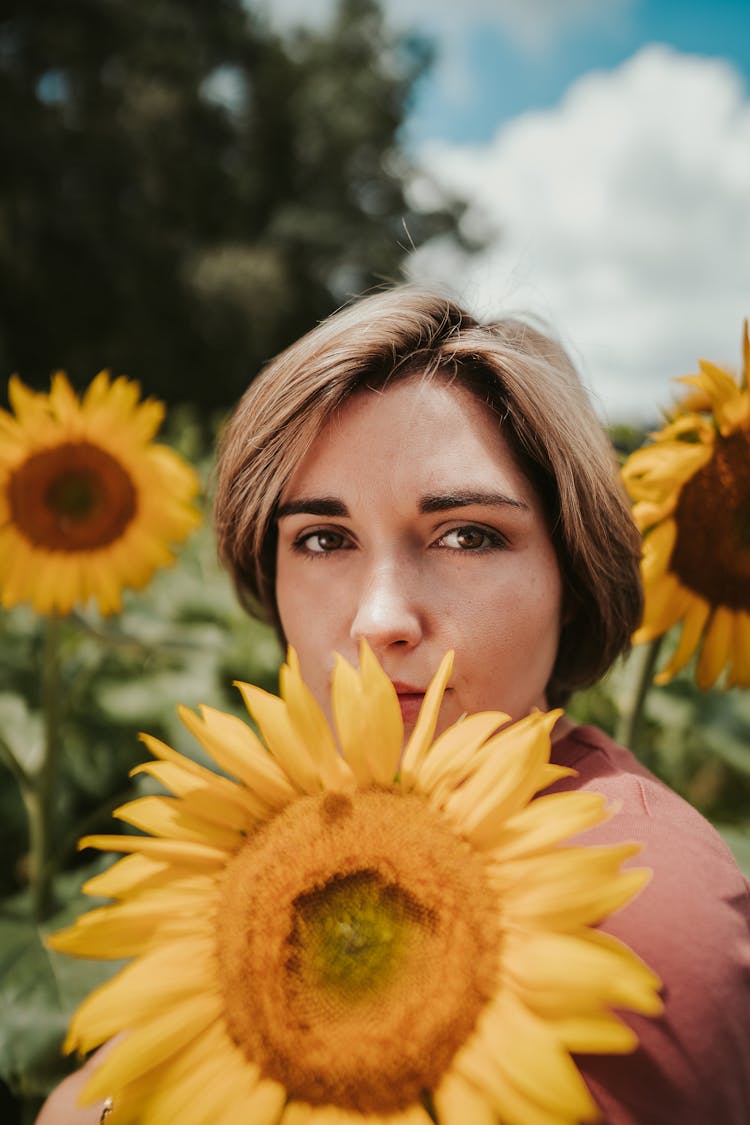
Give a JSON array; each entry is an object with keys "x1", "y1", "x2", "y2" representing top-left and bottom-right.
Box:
[{"x1": 391, "y1": 682, "x2": 427, "y2": 724}]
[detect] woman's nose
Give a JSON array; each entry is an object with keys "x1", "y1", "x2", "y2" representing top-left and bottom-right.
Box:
[{"x1": 349, "y1": 566, "x2": 423, "y2": 651}]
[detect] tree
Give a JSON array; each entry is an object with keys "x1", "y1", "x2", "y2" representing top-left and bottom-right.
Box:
[{"x1": 0, "y1": 0, "x2": 459, "y2": 410}]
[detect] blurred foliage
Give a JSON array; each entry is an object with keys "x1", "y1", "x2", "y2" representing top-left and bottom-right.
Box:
[
  {"x1": 608, "y1": 421, "x2": 650, "y2": 458},
  {"x1": 0, "y1": 0, "x2": 465, "y2": 413}
]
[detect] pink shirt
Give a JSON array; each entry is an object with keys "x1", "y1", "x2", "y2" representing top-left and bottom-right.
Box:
[{"x1": 548, "y1": 725, "x2": 750, "y2": 1124}]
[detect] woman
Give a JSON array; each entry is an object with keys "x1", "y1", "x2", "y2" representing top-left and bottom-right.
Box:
[{"x1": 37, "y1": 287, "x2": 750, "y2": 1124}]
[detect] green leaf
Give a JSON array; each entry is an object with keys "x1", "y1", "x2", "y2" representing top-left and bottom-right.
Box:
[
  {"x1": 0, "y1": 869, "x2": 123, "y2": 1098},
  {"x1": 0, "y1": 693, "x2": 44, "y2": 778}
]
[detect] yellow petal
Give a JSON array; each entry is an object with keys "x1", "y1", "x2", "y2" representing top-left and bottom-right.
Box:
[
  {"x1": 81, "y1": 854, "x2": 188, "y2": 900},
  {"x1": 451, "y1": 1045, "x2": 567, "y2": 1125},
  {"x1": 282, "y1": 649, "x2": 354, "y2": 789},
  {"x1": 550, "y1": 1014, "x2": 639, "y2": 1054},
  {"x1": 640, "y1": 518, "x2": 677, "y2": 584},
  {"x1": 173, "y1": 709, "x2": 296, "y2": 807},
  {"x1": 65, "y1": 935, "x2": 217, "y2": 1054},
  {"x1": 696, "y1": 605, "x2": 733, "y2": 689},
  {"x1": 433, "y1": 1072, "x2": 496, "y2": 1125},
  {"x1": 49, "y1": 889, "x2": 215, "y2": 959},
  {"x1": 654, "y1": 594, "x2": 711, "y2": 683},
  {"x1": 141, "y1": 1021, "x2": 284, "y2": 1125},
  {"x1": 503, "y1": 929, "x2": 662, "y2": 1019},
  {"x1": 331, "y1": 654, "x2": 376, "y2": 784},
  {"x1": 483, "y1": 790, "x2": 610, "y2": 858},
  {"x1": 79, "y1": 993, "x2": 221, "y2": 1102},
  {"x1": 7, "y1": 374, "x2": 50, "y2": 424},
  {"x1": 49, "y1": 371, "x2": 82, "y2": 428},
  {"x1": 357, "y1": 639, "x2": 404, "y2": 784},
  {"x1": 634, "y1": 571, "x2": 691, "y2": 641},
  {"x1": 280, "y1": 1104, "x2": 314, "y2": 1125},
  {"x1": 215, "y1": 1078, "x2": 286, "y2": 1125},
  {"x1": 78, "y1": 833, "x2": 229, "y2": 868},
  {"x1": 235, "y1": 682, "x2": 321, "y2": 792},
  {"x1": 443, "y1": 711, "x2": 561, "y2": 844},
  {"x1": 495, "y1": 845, "x2": 650, "y2": 929},
  {"x1": 457, "y1": 990, "x2": 599, "y2": 1124},
  {"x1": 631, "y1": 494, "x2": 677, "y2": 531},
  {"x1": 113, "y1": 795, "x2": 244, "y2": 850},
  {"x1": 694, "y1": 359, "x2": 748, "y2": 434},
  {"x1": 414, "y1": 710, "x2": 510, "y2": 800},
  {"x1": 727, "y1": 611, "x2": 750, "y2": 686},
  {"x1": 130, "y1": 761, "x2": 260, "y2": 831},
  {"x1": 400, "y1": 650, "x2": 454, "y2": 788}
]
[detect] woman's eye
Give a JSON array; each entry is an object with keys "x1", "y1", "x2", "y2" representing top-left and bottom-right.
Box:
[
  {"x1": 295, "y1": 529, "x2": 349, "y2": 554},
  {"x1": 438, "y1": 526, "x2": 504, "y2": 551}
]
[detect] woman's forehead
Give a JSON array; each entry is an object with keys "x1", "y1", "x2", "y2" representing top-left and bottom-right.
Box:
[{"x1": 280, "y1": 375, "x2": 539, "y2": 511}]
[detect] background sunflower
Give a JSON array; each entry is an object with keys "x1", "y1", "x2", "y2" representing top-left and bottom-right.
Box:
[
  {"x1": 0, "y1": 372, "x2": 201, "y2": 616},
  {"x1": 622, "y1": 321, "x2": 750, "y2": 689}
]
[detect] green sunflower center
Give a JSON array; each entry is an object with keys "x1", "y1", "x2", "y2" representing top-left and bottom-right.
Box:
[
  {"x1": 671, "y1": 427, "x2": 750, "y2": 610},
  {"x1": 216, "y1": 787, "x2": 500, "y2": 1114},
  {"x1": 294, "y1": 870, "x2": 427, "y2": 998},
  {"x1": 8, "y1": 441, "x2": 137, "y2": 551}
]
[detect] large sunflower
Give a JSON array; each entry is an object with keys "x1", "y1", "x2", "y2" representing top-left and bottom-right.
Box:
[
  {"x1": 0, "y1": 371, "x2": 200, "y2": 615},
  {"x1": 622, "y1": 321, "x2": 750, "y2": 688},
  {"x1": 50, "y1": 644, "x2": 661, "y2": 1125}
]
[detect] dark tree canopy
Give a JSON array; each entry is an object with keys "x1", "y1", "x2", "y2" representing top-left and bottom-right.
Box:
[{"x1": 0, "y1": 0, "x2": 459, "y2": 409}]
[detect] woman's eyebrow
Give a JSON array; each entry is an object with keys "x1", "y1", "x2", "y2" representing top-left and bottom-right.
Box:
[
  {"x1": 419, "y1": 490, "x2": 529, "y2": 513},
  {"x1": 276, "y1": 497, "x2": 349, "y2": 519}
]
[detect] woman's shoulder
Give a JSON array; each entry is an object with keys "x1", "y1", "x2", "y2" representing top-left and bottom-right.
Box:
[
  {"x1": 550, "y1": 723, "x2": 750, "y2": 1125},
  {"x1": 553, "y1": 723, "x2": 748, "y2": 872}
]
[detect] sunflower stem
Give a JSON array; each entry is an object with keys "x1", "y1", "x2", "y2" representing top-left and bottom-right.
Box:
[
  {"x1": 617, "y1": 637, "x2": 664, "y2": 758},
  {"x1": 0, "y1": 730, "x2": 31, "y2": 791},
  {"x1": 28, "y1": 615, "x2": 64, "y2": 922}
]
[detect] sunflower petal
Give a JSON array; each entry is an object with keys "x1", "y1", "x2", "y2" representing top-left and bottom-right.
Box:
[
  {"x1": 174, "y1": 707, "x2": 296, "y2": 807},
  {"x1": 696, "y1": 605, "x2": 733, "y2": 689},
  {"x1": 399, "y1": 651, "x2": 454, "y2": 788},
  {"x1": 235, "y1": 682, "x2": 321, "y2": 792},
  {"x1": 113, "y1": 795, "x2": 244, "y2": 850},
  {"x1": 480, "y1": 790, "x2": 610, "y2": 858},
  {"x1": 654, "y1": 595, "x2": 711, "y2": 683},
  {"x1": 443, "y1": 711, "x2": 561, "y2": 842},
  {"x1": 357, "y1": 640, "x2": 405, "y2": 784},
  {"x1": 79, "y1": 992, "x2": 221, "y2": 1101},
  {"x1": 282, "y1": 649, "x2": 354, "y2": 789},
  {"x1": 457, "y1": 991, "x2": 599, "y2": 1124},
  {"x1": 433, "y1": 1071, "x2": 497, "y2": 1125},
  {"x1": 414, "y1": 710, "x2": 510, "y2": 801},
  {"x1": 65, "y1": 936, "x2": 217, "y2": 1054},
  {"x1": 728, "y1": 611, "x2": 750, "y2": 686},
  {"x1": 503, "y1": 929, "x2": 662, "y2": 1020}
]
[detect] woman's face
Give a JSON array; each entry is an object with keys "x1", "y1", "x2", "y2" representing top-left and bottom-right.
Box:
[{"x1": 275, "y1": 376, "x2": 564, "y2": 734}]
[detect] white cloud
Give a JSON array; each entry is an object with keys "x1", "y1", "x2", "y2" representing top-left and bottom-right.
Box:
[
  {"x1": 255, "y1": 0, "x2": 634, "y2": 112},
  {"x1": 257, "y1": 0, "x2": 632, "y2": 51},
  {"x1": 391, "y1": 0, "x2": 633, "y2": 53},
  {"x1": 408, "y1": 45, "x2": 750, "y2": 422}
]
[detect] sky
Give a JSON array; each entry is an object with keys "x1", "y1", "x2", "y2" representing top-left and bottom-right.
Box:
[{"x1": 263, "y1": 0, "x2": 750, "y2": 423}]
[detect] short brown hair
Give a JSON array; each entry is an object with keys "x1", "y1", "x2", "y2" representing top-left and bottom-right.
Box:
[{"x1": 214, "y1": 286, "x2": 642, "y2": 706}]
